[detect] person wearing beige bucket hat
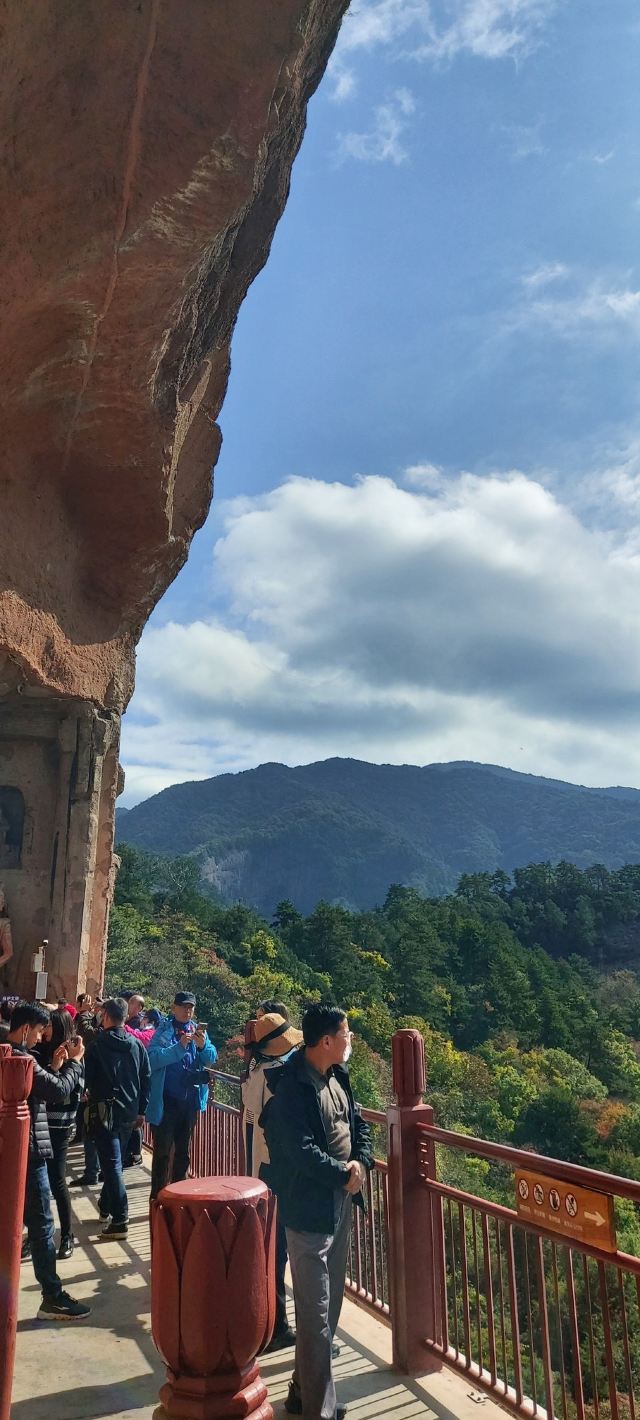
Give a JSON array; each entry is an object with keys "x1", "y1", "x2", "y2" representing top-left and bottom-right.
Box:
[{"x1": 242, "y1": 1011, "x2": 304, "y2": 1351}]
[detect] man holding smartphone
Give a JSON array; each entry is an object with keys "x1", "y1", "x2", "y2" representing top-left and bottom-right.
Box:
[{"x1": 147, "y1": 991, "x2": 217, "y2": 1197}]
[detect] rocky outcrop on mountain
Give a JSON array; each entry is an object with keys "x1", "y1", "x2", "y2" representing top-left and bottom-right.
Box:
[{"x1": 0, "y1": 0, "x2": 347, "y2": 710}]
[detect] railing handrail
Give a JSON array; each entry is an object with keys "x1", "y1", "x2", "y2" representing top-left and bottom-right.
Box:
[
  {"x1": 209, "y1": 1069, "x2": 387, "y2": 1124},
  {"x1": 418, "y1": 1119, "x2": 640, "y2": 1204},
  {"x1": 209, "y1": 1068, "x2": 243, "y2": 1087}
]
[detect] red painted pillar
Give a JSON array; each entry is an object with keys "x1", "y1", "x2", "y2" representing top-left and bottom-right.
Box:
[
  {"x1": 0, "y1": 1042, "x2": 34, "y2": 1420},
  {"x1": 151, "y1": 1175, "x2": 276, "y2": 1419},
  {"x1": 387, "y1": 1028, "x2": 443, "y2": 1374}
]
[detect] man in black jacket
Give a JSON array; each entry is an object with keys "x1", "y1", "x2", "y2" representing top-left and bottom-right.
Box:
[
  {"x1": 261, "y1": 1004, "x2": 373, "y2": 1420},
  {"x1": 84, "y1": 997, "x2": 151, "y2": 1241},
  {"x1": 8, "y1": 1001, "x2": 91, "y2": 1321}
]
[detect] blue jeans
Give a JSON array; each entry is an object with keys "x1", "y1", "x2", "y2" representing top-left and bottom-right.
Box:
[
  {"x1": 25, "y1": 1158, "x2": 61, "y2": 1300},
  {"x1": 96, "y1": 1124, "x2": 133, "y2": 1227}
]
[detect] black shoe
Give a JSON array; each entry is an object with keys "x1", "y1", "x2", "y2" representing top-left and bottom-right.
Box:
[
  {"x1": 336, "y1": 1409, "x2": 347, "y2": 1419},
  {"x1": 38, "y1": 1291, "x2": 91, "y2": 1321},
  {"x1": 97, "y1": 1221, "x2": 128, "y2": 1241},
  {"x1": 71, "y1": 1175, "x2": 98, "y2": 1187},
  {"x1": 58, "y1": 1235, "x2": 75, "y2": 1260},
  {"x1": 284, "y1": 1385, "x2": 302, "y2": 1416},
  {"x1": 21, "y1": 1238, "x2": 31, "y2": 1262},
  {"x1": 332, "y1": 1342, "x2": 342, "y2": 1357},
  {"x1": 262, "y1": 1325, "x2": 296, "y2": 1353}
]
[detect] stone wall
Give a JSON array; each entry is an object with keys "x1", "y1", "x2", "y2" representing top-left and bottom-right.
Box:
[
  {"x1": 0, "y1": 0, "x2": 347, "y2": 997},
  {"x1": 0, "y1": 688, "x2": 120, "y2": 1000}
]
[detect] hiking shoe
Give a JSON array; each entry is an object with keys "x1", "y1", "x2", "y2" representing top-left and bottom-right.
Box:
[
  {"x1": 284, "y1": 1386, "x2": 302, "y2": 1416},
  {"x1": 58, "y1": 1235, "x2": 75, "y2": 1260},
  {"x1": 70, "y1": 1175, "x2": 98, "y2": 1188},
  {"x1": 97, "y1": 1221, "x2": 128, "y2": 1240},
  {"x1": 262, "y1": 1325, "x2": 296, "y2": 1353},
  {"x1": 38, "y1": 1291, "x2": 91, "y2": 1321}
]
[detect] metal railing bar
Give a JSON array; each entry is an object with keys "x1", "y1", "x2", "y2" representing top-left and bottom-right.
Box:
[{"x1": 418, "y1": 1124, "x2": 640, "y2": 1205}]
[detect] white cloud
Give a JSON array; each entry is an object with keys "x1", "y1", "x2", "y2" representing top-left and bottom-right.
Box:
[
  {"x1": 337, "y1": 89, "x2": 416, "y2": 164},
  {"x1": 521, "y1": 262, "x2": 569, "y2": 289},
  {"x1": 338, "y1": 0, "x2": 558, "y2": 62},
  {"x1": 508, "y1": 271, "x2": 640, "y2": 337},
  {"x1": 592, "y1": 149, "x2": 615, "y2": 165},
  {"x1": 326, "y1": 54, "x2": 358, "y2": 103},
  {"x1": 403, "y1": 461, "x2": 445, "y2": 488},
  {"x1": 122, "y1": 469, "x2": 640, "y2": 804},
  {"x1": 580, "y1": 438, "x2": 640, "y2": 527}
]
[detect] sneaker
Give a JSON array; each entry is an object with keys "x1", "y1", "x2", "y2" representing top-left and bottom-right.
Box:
[
  {"x1": 336, "y1": 1409, "x2": 347, "y2": 1419},
  {"x1": 97, "y1": 1221, "x2": 128, "y2": 1241},
  {"x1": 70, "y1": 1175, "x2": 98, "y2": 1188},
  {"x1": 21, "y1": 1238, "x2": 31, "y2": 1262},
  {"x1": 332, "y1": 1342, "x2": 342, "y2": 1358},
  {"x1": 262, "y1": 1325, "x2": 296, "y2": 1353},
  {"x1": 98, "y1": 1211, "x2": 110, "y2": 1224},
  {"x1": 58, "y1": 1235, "x2": 75, "y2": 1260},
  {"x1": 38, "y1": 1291, "x2": 91, "y2": 1321}
]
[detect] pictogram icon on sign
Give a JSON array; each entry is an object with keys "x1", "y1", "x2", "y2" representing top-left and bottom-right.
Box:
[
  {"x1": 549, "y1": 1189, "x2": 560, "y2": 1212},
  {"x1": 565, "y1": 1194, "x2": 578, "y2": 1218},
  {"x1": 533, "y1": 1183, "x2": 544, "y2": 1205},
  {"x1": 518, "y1": 1179, "x2": 529, "y2": 1200}
]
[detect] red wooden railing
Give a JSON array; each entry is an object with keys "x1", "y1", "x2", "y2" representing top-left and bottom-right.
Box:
[
  {"x1": 417, "y1": 1123, "x2": 640, "y2": 1420},
  {"x1": 144, "y1": 1030, "x2": 640, "y2": 1420}
]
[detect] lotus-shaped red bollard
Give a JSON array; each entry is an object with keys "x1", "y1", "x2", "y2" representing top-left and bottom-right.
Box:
[{"x1": 151, "y1": 1176, "x2": 276, "y2": 1419}]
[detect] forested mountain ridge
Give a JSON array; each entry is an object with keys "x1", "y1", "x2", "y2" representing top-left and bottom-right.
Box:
[
  {"x1": 117, "y1": 758, "x2": 640, "y2": 914},
  {"x1": 107, "y1": 847, "x2": 640, "y2": 1252}
]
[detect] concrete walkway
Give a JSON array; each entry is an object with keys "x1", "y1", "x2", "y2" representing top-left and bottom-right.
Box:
[{"x1": 13, "y1": 1146, "x2": 507, "y2": 1420}]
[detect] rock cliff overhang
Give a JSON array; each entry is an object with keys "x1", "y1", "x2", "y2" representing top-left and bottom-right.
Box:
[{"x1": 0, "y1": 0, "x2": 348, "y2": 711}]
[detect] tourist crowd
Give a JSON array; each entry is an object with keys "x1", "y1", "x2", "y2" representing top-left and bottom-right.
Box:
[{"x1": 3, "y1": 987, "x2": 371, "y2": 1420}]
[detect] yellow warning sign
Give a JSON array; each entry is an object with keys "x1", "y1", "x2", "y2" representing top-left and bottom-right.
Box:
[{"x1": 515, "y1": 1169, "x2": 617, "y2": 1253}]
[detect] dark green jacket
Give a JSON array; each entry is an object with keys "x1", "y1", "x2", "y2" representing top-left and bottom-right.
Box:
[{"x1": 259, "y1": 1048, "x2": 373, "y2": 1233}]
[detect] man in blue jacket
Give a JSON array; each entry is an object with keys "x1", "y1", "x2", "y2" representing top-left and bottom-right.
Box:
[{"x1": 147, "y1": 991, "x2": 217, "y2": 1197}]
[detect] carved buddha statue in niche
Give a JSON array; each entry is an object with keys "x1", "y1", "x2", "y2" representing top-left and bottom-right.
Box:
[{"x1": 0, "y1": 886, "x2": 13, "y2": 977}]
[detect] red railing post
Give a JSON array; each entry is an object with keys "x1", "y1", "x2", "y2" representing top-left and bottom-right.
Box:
[
  {"x1": 387, "y1": 1028, "x2": 443, "y2": 1374},
  {"x1": 0, "y1": 1042, "x2": 34, "y2": 1420}
]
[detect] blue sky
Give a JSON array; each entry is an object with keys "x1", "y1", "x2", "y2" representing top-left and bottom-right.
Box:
[{"x1": 121, "y1": 0, "x2": 640, "y2": 805}]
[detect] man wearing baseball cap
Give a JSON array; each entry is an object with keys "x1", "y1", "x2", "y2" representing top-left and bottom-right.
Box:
[{"x1": 147, "y1": 991, "x2": 217, "y2": 1197}]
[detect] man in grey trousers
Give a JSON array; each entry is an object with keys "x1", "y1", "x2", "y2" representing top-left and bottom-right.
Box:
[{"x1": 260, "y1": 1004, "x2": 373, "y2": 1420}]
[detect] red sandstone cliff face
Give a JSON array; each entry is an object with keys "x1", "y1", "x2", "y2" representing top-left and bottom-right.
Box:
[{"x1": 0, "y1": 0, "x2": 348, "y2": 710}]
